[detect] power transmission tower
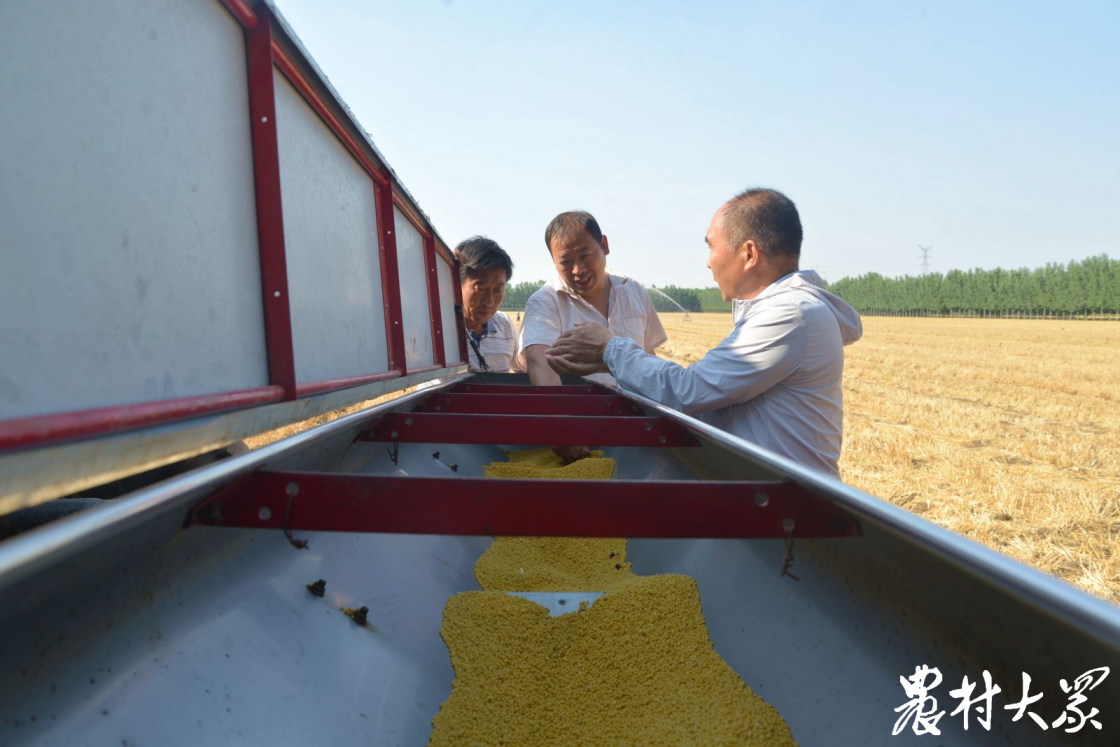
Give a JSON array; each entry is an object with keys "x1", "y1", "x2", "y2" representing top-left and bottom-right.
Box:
[{"x1": 918, "y1": 245, "x2": 933, "y2": 275}]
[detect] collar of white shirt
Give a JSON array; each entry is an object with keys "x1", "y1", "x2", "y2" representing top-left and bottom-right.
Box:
[{"x1": 548, "y1": 273, "x2": 629, "y2": 315}]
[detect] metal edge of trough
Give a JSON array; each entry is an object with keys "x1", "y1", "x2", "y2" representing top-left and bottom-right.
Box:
[
  {"x1": 619, "y1": 387, "x2": 1120, "y2": 652},
  {"x1": 0, "y1": 374, "x2": 1116, "y2": 656},
  {"x1": 0, "y1": 376, "x2": 467, "y2": 591}
]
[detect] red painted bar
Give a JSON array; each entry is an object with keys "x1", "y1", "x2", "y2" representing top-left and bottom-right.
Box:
[
  {"x1": 433, "y1": 241, "x2": 455, "y2": 266},
  {"x1": 246, "y1": 10, "x2": 297, "y2": 399},
  {"x1": 406, "y1": 364, "x2": 445, "y2": 377},
  {"x1": 392, "y1": 194, "x2": 433, "y2": 240},
  {"x1": 193, "y1": 472, "x2": 859, "y2": 539},
  {"x1": 414, "y1": 393, "x2": 642, "y2": 416},
  {"x1": 217, "y1": 0, "x2": 257, "y2": 29},
  {"x1": 360, "y1": 413, "x2": 697, "y2": 447},
  {"x1": 375, "y1": 180, "x2": 408, "y2": 374},
  {"x1": 449, "y1": 259, "x2": 468, "y2": 366},
  {"x1": 271, "y1": 44, "x2": 388, "y2": 188},
  {"x1": 295, "y1": 371, "x2": 402, "y2": 398},
  {"x1": 0, "y1": 387, "x2": 285, "y2": 451},
  {"x1": 423, "y1": 234, "x2": 446, "y2": 368},
  {"x1": 451, "y1": 383, "x2": 608, "y2": 395}
]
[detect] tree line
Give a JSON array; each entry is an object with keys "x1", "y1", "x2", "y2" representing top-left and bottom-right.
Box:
[
  {"x1": 500, "y1": 281, "x2": 732, "y2": 312},
  {"x1": 498, "y1": 255, "x2": 1118, "y2": 316},
  {"x1": 828, "y1": 255, "x2": 1119, "y2": 316}
]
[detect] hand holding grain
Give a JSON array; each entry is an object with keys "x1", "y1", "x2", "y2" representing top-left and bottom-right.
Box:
[{"x1": 546, "y1": 322, "x2": 613, "y2": 376}]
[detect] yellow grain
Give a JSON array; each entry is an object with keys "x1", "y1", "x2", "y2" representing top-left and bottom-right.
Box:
[{"x1": 431, "y1": 448, "x2": 797, "y2": 746}]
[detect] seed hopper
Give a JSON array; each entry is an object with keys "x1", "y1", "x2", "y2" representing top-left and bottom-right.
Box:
[{"x1": 1, "y1": 2, "x2": 1117, "y2": 745}]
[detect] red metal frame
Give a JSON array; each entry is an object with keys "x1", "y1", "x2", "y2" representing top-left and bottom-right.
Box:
[
  {"x1": 246, "y1": 12, "x2": 297, "y2": 399},
  {"x1": 414, "y1": 393, "x2": 642, "y2": 416},
  {"x1": 217, "y1": 0, "x2": 257, "y2": 29},
  {"x1": 295, "y1": 371, "x2": 403, "y2": 398},
  {"x1": 451, "y1": 383, "x2": 609, "y2": 395},
  {"x1": 0, "y1": 387, "x2": 284, "y2": 451},
  {"x1": 392, "y1": 195, "x2": 433, "y2": 240},
  {"x1": 376, "y1": 181, "x2": 409, "y2": 374},
  {"x1": 361, "y1": 413, "x2": 697, "y2": 447},
  {"x1": 422, "y1": 233, "x2": 446, "y2": 368},
  {"x1": 192, "y1": 471, "x2": 859, "y2": 539},
  {"x1": 433, "y1": 240, "x2": 455, "y2": 266},
  {"x1": 270, "y1": 44, "x2": 388, "y2": 189},
  {"x1": 450, "y1": 259, "x2": 469, "y2": 366},
  {"x1": 0, "y1": 2, "x2": 463, "y2": 452}
]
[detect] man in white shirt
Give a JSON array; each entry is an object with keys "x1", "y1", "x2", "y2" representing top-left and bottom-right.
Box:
[
  {"x1": 545, "y1": 189, "x2": 863, "y2": 476},
  {"x1": 516, "y1": 210, "x2": 667, "y2": 387},
  {"x1": 457, "y1": 236, "x2": 517, "y2": 373}
]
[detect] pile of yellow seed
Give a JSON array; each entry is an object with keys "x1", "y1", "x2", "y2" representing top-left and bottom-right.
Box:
[{"x1": 429, "y1": 448, "x2": 797, "y2": 746}]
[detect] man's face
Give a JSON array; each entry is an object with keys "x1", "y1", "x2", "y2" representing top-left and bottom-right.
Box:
[
  {"x1": 705, "y1": 208, "x2": 743, "y2": 302},
  {"x1": 461, "y1": 267, "x2": 508, "y2": 325},
  {"x1": 549, "y1": 229, "x2": 610, "y2": 299}
]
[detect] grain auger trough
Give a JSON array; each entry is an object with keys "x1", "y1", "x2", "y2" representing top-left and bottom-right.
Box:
[{"x1": 1, "y1": 2, "x2": 1118, "y2": 745}]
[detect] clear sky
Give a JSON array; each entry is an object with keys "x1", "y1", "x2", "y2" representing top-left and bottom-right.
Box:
[{"x1": 271, "y1": 0, "x2": 1119, "y2": 288}]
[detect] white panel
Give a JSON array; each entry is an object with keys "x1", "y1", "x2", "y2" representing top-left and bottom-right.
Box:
[
  {"x1": 274, "y1": 73, "x2": 388, "y2": 383},
  {"x1": 0, "y1": 0, "x2": 268, "y2": 418},
  {"x1": 394, "y1": 207, "x2": 435, "y2": 369},
  {"x1": 438, "y1": 258, "x2": 461, "y2": 364}
]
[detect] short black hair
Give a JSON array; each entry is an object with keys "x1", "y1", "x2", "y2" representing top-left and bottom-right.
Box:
[
  {"x1": 454, "y1": 236, "x2": 513, "y2": 282},
  {"x1": 544, "y1": 211, "x2": 603, "y2": 253},
  {"x1": 721, "y1": 188, "x2": 802, "y2": 262}
]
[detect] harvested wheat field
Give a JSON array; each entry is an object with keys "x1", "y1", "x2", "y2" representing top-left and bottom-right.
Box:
[{"x1": 657, "y1": 312, "x2": 1120, "y2": 605}]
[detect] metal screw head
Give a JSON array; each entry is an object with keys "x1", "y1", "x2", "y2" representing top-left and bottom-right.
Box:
[
  {"x1": 644, "y1": 421, "x2": 653, "y2": 431},
  {"x1": 782, "y1": 518, "x2": 795, "y2": 532},
  {"x1": 286, "y1": 482, "x2": 300, "y2": 497},
  {"x1": 658, "y1": 435, "x2": 666, "y2": 444},
  {"x1": 754, "y1": 493, "x2": 770, "y2": 508},
  {"x1": 390, "y1": 431, "x2": 399, "y2": 439},
  {"x1": 405, "y1": 418, "x2": 413, "y2": 425},
  {"x1": 258, "y1": 507, "x2": 272, "y2": 521}
]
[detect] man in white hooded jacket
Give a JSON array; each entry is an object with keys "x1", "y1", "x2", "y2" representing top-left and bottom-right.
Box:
[{"x1": 545, "y1": 188, "x2": 863, "y2": 477}]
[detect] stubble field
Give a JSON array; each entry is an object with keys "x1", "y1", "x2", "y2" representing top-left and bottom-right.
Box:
[{"x1": 657, "y1": 313, "x2": 1120, "y2": 604}]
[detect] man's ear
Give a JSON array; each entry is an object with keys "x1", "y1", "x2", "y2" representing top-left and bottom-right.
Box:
[
  {"x1": 740, "y1": 239, "x2": 760, "y2": 270},
  {"x1": 599, "y1": 234, "x2": 610, "y2": 257}
]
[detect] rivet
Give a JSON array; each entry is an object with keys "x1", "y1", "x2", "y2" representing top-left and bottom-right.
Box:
[
  {"x1": 405, "y1": 418, "x2": 413, "y2": 425},
  {"x1": 754, "y1": 493, "x2": 770, "y2": 508},
  {"x1": 260, "y1": 116, "x2": 268, "y2": 123},
  {"x1": 390, "y1": 431, "x2": 398, "y2": 438},
  {"x1": 286, "y1": 482, "x2": 300, "y2": 497},
  {"x1": 658, "y1": 435, "x2": 666, "y2": 443},
  {"x1": 258, "y1": 507, "x2": 272, "y2": 521},
  {"x1": 273, "y1": 291, "x2": 281, "y2": 298},
  {"x1": 644, "y1": 422, "x2": 653, "y2": 431},
  {"x1": 782, "y1": 518, "x2": 795, "y2": 532}
]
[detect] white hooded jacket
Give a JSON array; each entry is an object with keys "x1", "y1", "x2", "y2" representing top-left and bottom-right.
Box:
[{"x1": 602, "y1": 270, "x2": 863, "y2": 476}]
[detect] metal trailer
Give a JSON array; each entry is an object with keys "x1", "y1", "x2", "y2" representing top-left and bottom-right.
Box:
[{"x1": 1, "y1": 2, "x2": 1117, "y2": 745}]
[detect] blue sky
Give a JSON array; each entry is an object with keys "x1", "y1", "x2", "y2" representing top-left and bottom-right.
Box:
[{"x1": 272, "y1": 0, "x2": 1119, "y2": 288}]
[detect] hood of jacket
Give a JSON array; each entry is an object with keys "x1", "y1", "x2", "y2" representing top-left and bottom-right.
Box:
[{"x1": 732, "y1": 269, "x2": 863, "y2": 345}]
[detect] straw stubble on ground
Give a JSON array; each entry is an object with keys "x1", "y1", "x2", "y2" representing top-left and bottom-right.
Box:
[{"x1": 656, "y1": 313, "x2": 1120, "y2": 604}]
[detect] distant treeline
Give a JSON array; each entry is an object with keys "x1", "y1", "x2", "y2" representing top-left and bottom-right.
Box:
[
  {"x1": 499, "y1": 255, "x2": 1119, "y2": 317},
  {"x1": 828, "y1": 255, "x2": 1119, "y2": 316},
  {"x1": 500, "y1": 281, "x2": 732, "y2": 312}
]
